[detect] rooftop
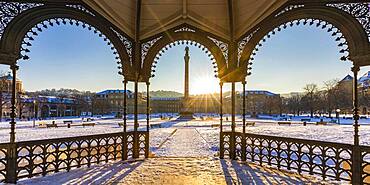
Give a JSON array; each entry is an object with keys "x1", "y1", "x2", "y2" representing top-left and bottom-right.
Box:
[
  {"x1": 96, "y1": 89, "x2": 133, "y2": 95},
  {"x1": 83, "y1": 0, "x2": 287, "y2": 40}
]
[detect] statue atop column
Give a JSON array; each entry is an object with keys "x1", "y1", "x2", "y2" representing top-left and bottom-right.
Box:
[{"x1": 178, "y1": 46, "x2": 194, "y2": 120}]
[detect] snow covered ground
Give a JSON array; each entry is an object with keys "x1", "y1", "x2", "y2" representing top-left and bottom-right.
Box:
[
  {"x1": 0, "y1": 115, "x2": 369, "y2": 152},
  {"x1": 10, "y1": 116, "x2": 357, "y2": 184},
  {"x1": 18, "y1": 158, "x2": 327, "y2": 185}
]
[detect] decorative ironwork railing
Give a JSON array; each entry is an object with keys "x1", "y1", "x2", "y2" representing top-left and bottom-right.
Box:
[
  {"x1": 0, "y1": 131, "x2": 149, "y2": 182},
  {"x1": 220, "y1": 131, "x2": 370, "y2": 184}
]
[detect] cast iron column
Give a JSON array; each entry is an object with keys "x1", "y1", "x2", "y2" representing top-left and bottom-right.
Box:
[
  {"x1": 146, "y1": 82, "x2": 150, "y2": 158},
  {"x1": 231, "y1": 82, "x2": 236, "y2": 160},
  {"x1": 220, "y1": 82, "x2": 223, "y2": 132},
  {"x1": 7, "y1": 64, "x2": 18, "y2": 183},
  {"x1": 146, "y1": 82, "x2": 150, "y2": 131},
  {"x1": 123, "y1": 81, "x2": 127, "y2": 132},
  {"x1": 242, "y1": 81, "x2": 246, "y2": 134},
  {"x1": 231, "y1": 82, "x2": 236, "y2": 132},
  {"x1": 352, "y1": 65, "x2": 362, "y2": 184},
  {"x1": 122, "y1": 81, "x2": 128, "y2": 160},
  {"x1": 133, "y1": 81, "x2": 139, "y2": 158},
  {"x1": 219, "y1": 82, "x2": 224, "y2": 159},
  {"x1": 9, "y1": 65, "x2": 18, "y2": 143}
]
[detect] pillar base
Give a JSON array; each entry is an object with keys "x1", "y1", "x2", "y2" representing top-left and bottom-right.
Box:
[{"x1": 177, "y1": 111, "x2": 194, "y2": 120}]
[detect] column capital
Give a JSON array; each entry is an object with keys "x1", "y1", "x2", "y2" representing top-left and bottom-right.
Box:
[
  {"x1": 350, "y1": 53, "x2": 370, "y2": 67},
  {"x1": 10, "y1": 64, "x2": 19, "y2": 71},
  {"x1": 0, "y1": 52, "x2": 18, "y2": 65},
  {"x1": 351, "y1": 65, "x2": 360, "y2": 73}
]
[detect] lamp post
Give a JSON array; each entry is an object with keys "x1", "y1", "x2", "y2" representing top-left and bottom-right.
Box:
[
  {"x1": 33, "y1": 100, "x2": 37, "y2": 128},
  {"x1": 336, "y1": 108, "x2": 341, "y2": 124}
]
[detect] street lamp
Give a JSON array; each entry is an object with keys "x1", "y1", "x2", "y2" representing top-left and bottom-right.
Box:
[
  {"x1": 33, "y1": 100, "x2": 37, "y2": 128},
  {"x1": 336, "y1": 109, "x2": 341, "y2": 124}
]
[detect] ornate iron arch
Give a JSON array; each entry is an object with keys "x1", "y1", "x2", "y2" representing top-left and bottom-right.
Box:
[
  {"x1": 238, "y1": 5, "x2": 370, "y2": 79},
  {"x1": 140, "y1": 27, "x2": 229, "y2": 82},
  {"x1": 0, "y1": 2, "x2": 135, "y2": 80}
]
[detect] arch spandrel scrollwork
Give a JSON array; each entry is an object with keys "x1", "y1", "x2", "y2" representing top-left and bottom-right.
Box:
[
  {"x1": 0, "y1": 2, "x2": 135, "y2": 79},
  {"x1": 328, "y1": 3, "x2": 370, "y2": 41},
  {"x1": 0, "y1": 2, "x2": 43, "y2": 40},
  {"x1": 237, "y1": 4, "x2": 370, "y2": 80}
]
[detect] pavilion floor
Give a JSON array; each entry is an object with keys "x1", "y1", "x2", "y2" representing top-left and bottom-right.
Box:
[{"x1": 18, "y1": 157, "x2": 330, "y2": 185}]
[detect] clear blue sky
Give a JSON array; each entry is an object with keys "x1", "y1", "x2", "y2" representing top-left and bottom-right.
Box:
[{"x1": 1, "y1": 24, "x2": 369, "y2": 94}]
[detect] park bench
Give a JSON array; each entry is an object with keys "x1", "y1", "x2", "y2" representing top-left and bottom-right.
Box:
[
  {"x1": 38, "y1": 122, "x2": 47, "y2": 128},
  {"x1": 46, "y1": 123, "x2": 58, "y2": 128},
  {"x1": 316, "y1": 121, "x2": 327, "y2": 125},
  {"x1": 82, "y1": 122, "x2": 95, "y2": 127},
  {"x1": 278, "y1": 121, "x2": 291, "y2": 125},
  {"x1": 63, "y1": 120, "x2": 73, "y2": 124},
  {"x1": 211, "y1": 124, "x2": 220, "y2": 128},
  {"x1": 63, "y1": 120, "x2": 73, "y2": 128},
  {"x1": 246, "y1": 122, "x2": 255, "y2": 126}
]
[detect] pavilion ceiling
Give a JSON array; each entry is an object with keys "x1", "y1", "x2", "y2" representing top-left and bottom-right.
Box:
[{"x1": 82, "y1": 0, "x2": 288, "y2": 41}]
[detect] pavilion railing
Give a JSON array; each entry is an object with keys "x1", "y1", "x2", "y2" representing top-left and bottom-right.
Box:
[
  {"x1": 0, "y1": 131, "x2": 149, "y2": 183},
  {"x1": 220, "y1": 131, "x2": 370, "y2": 184}
]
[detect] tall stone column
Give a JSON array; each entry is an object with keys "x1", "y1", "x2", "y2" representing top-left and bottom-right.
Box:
[
  {"x1": 184, "y1": 46, "x2": 189, "y2": 100},
  {"x1": 179, "y1": 46, "x2": 194, "y2": 119}
]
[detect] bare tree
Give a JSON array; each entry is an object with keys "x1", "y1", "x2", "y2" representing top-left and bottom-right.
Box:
[
  {"x1": 303, "y1": 83, "x2": 319, "y2": 118},
  {"x1": 323, "y1": 79, "x2": 339, "y2": 118}
]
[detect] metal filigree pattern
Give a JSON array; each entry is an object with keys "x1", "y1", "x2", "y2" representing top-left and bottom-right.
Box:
[
  {"x1": 0, "y1": 131, "x2": 148, "y2": 182},
  {"x1": 0, "y1": 143, "x2": 7, "y2": 182},
  {"x1": 66, "y1": 4, "x2": 95, "y2": 16},
  {"x1": 174, "y1": 27, "x2": 195, "y2": 33},
  {"x1": 207, "y1": 36, "x2": 228, "y2": 61},
  {"x1": 361, "y1": 148, "x2": 370, "y2": 183},
  {"x1": 141, "y1": 36, "x2": 163, "y2": 66},
  {"x1": 221, "y1": 132, "x2": 356, "y2": 182},
  {"x1": 328, "y1": 3, "x2": 370, "y2": 41},
  {"x1": 275, "y1": 5, "x2": 304, "y2": 17},
  {"x1": 111, "y1": 28, "x2": 133, "y2": 63},
  {"x1": 0, "y1": 2, "x2": 43, "y2": 39},
  {"x1": 238, "y1": 29, "x2": 259, "y2": 61}
]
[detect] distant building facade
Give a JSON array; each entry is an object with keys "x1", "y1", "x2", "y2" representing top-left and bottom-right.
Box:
[
  {"x1": 235, "y1": 91, "x2": 281, "y2": 116},
  {"x1": 94, "y1": 89, "x2": 146, "y2": 115},
  {"x1": 94, "y1": 89, "x2": 281, "y2": 115}
]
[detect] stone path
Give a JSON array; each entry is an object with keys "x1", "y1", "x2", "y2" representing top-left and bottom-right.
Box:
[
  {"x1": 154, "y1": 128, "x2": 215, "y2": 157},
  {"x1": 20, "y1": 158, "x2": 328, "y2": 185}
]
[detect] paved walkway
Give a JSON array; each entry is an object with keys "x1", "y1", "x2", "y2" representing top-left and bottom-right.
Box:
[
  {"x1": 154, "y1": 128, "x2": 214, "y2": 157},
  {"x1": 20, "y1": 158, "x2": 327, "y2": 185}
]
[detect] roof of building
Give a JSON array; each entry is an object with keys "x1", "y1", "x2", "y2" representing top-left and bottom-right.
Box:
[
  {"x1": 359, "y1": 71, "x2": 370, "y2": 83},
  {"x1": 150, "y1": 97, "x2": 181, "y2": 101},
  {"x1": 83, "y1": 0, "x2": 287, "y2": 40},
  {"x1": 240, "y1": 90, "x2": 278, "y2": 96},
  {"x1": 96, "y1": 89, "x2": 133, "y2": 95},
  {"x1": 340, "y1": 74, "x2": 353, "y2": 82},
  {"x1": 21, "y1": 96, "x2": 76, "y2": 104},
  {"x1": 0, "y1": 73, "x2": 21, "y2": 81}
]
